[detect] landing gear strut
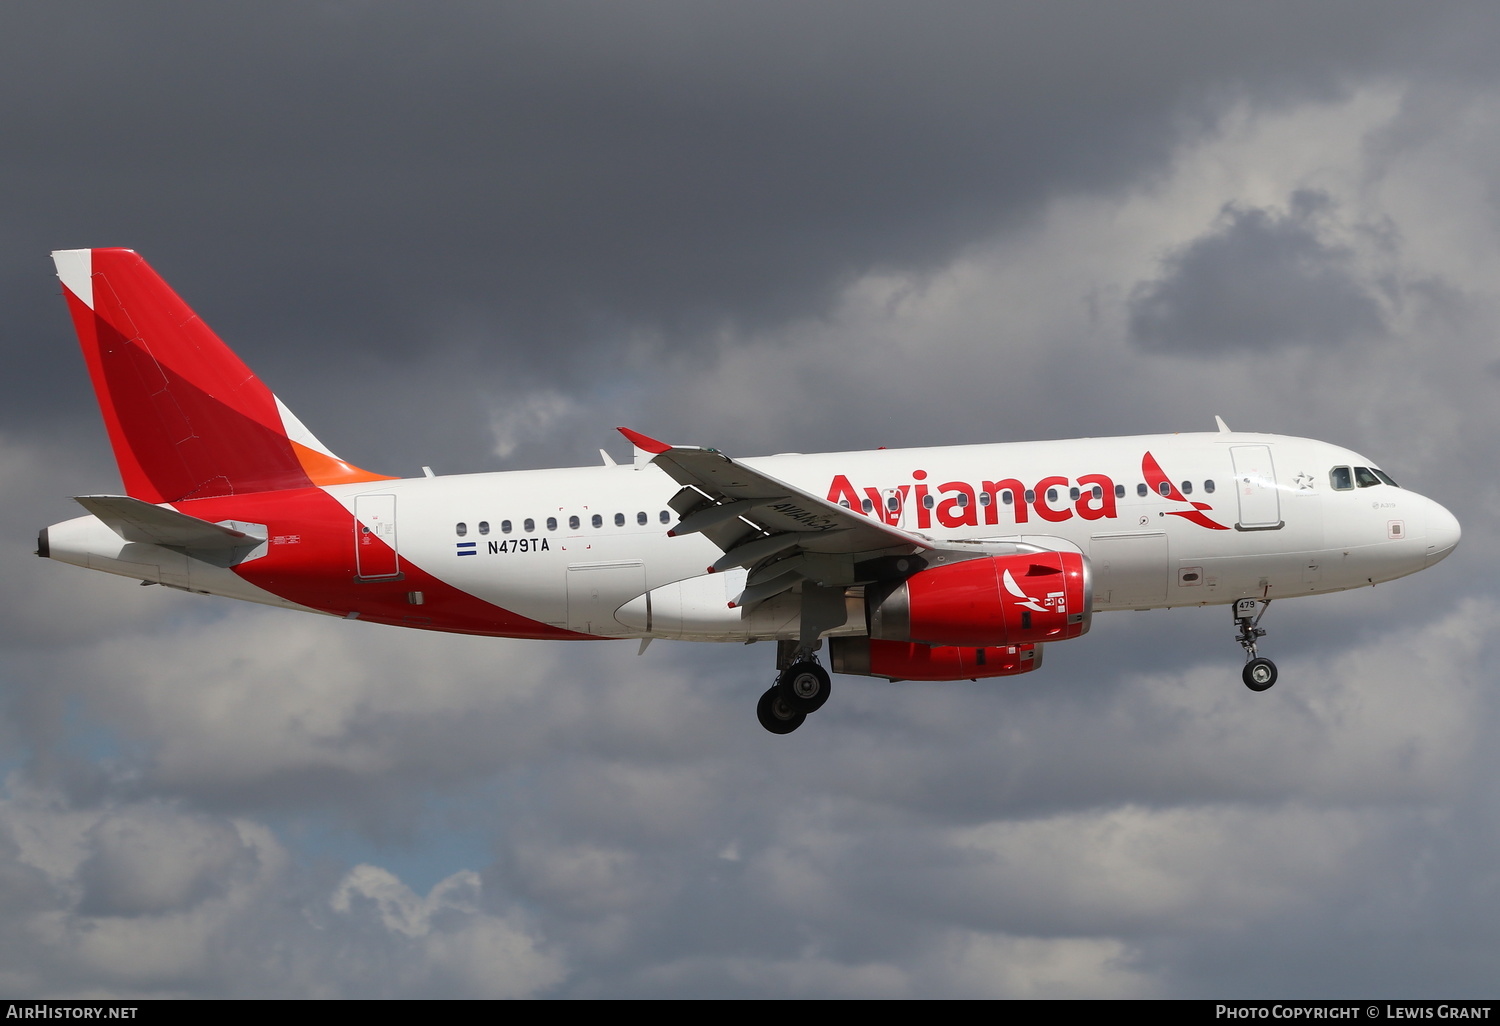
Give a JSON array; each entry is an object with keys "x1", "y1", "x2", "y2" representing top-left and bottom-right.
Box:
[
  {"x1": 757, "y1": 644, "x2": 834, "y2": 735},
  {"x1": 1233, "y1": 598, "x2": 1277, "y2": 692}
]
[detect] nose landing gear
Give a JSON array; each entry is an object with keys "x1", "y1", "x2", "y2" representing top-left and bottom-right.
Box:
[{"x1": 1234, "y1": 598, "x2": 1277, "y2": 691}]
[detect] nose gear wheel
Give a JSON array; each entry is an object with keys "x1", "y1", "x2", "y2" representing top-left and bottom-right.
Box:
[{"x1": 1242, "y1": 657, "x2": 1277, "y2": 691}]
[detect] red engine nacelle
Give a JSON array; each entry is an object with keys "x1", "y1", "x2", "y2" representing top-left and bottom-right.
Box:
[
  {"x1": 829, "y1": 637, "x2": 1043, "y2": 681},
  {"x1": 867, "y1": 550, "x2": 1092, "y2": 647}
]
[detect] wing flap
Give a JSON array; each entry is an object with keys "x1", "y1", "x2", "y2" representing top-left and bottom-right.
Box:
[{"x1": 671, "y1": 496, "x2": 788, "y2": 537}]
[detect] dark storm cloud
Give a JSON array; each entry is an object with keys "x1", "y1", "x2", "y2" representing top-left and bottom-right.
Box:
[
  {"x1": 0, "y1": 0, "x2": 1489, "y2": 436},
  {"x1": 1128, "y1": 190, "x2": 1389, "y2": 354}
]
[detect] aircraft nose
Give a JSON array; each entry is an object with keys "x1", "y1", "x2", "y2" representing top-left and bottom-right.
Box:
[{"x1": 1425, "y1": 500, "x2": 1461, "y2": 567}]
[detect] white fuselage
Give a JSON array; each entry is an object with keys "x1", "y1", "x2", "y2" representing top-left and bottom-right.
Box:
[
  {"x1": 45, "y1": 431, "x2": 1460, "y2": 643},
  {"x1": 268, "y1": 431, "x2": 1457, "y2": 640}
]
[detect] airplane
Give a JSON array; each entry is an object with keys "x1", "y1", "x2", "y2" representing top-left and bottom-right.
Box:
[{"x1": 37, "y1": 248, "x2": 1462, "y2": 734}]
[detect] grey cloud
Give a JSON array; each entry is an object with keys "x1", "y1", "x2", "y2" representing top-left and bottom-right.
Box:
[
  {"x1": 74, "y1": 806, "x2": 257, "y2": 917},
  {"x1": 1129, "y1": 191, "x2": 1389, "y2": 354},
  {"x1": 1, "y1": 2, "x2": 1490, "y2": 437},
  {"x1": 5, "y1": 482, "x2": 1497, "y2": 996},
  {"x1": 0, "y1": 793, "x2": 569, "y2": 997}
]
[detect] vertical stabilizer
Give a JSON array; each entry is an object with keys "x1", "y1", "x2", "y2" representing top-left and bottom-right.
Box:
[{"x1": 53, "y1": 248, "x2": 391, "y2": 502}]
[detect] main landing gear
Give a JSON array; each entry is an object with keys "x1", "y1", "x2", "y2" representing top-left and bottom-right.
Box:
[
  {"x1": 1233, "y1": 598, "x2": 1278, "y2": 692},
  {"x1": 756, "y1": 659, "x2": 832, "y2": 735}
]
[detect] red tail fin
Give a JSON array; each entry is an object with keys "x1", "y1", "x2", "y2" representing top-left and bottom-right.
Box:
[{"x1": 53, "y1": 249, "x2": 392, "y2": 503}]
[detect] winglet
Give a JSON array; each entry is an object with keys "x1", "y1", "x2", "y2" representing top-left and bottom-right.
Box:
[
  {"x1": 616, "y1": 427, "x2": 672, "y2": 454},
  {"x1": 1215, "y1": 415, "x2": 1231, "y2": 434}
]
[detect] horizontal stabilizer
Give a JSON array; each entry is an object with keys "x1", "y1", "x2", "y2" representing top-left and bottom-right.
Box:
[{"x1": 74, "y1": 495, "x2": 265, "y2": 550}]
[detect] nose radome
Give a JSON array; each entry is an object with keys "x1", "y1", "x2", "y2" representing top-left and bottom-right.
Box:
[{"x1": 1425, "y1": 501, "x2": 1461, "y2": 567}]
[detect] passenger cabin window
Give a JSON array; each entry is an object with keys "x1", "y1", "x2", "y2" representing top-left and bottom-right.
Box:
[
  {"x1": 1137, "y1": 483, "x2": 1148, "y2": 497},
  {"x1": 1046, "y1": 488, "x2": 1058, "y2": 503},
  {"x1": 1068, "y1": 487, "x2": 1079, "y2": 501},
  {"x1": 523, "y1": 518, "x2": 535, "y2": 533},
  {"x1": 478, "y1": 521, "x2": 490, "y2": 535},
  {"x1": 1024, "y1": 489, "x2": 1035, "y2": 503},
  {"x1": 1001, "y1": 490, "x2": 1013, "y2": 505},
  {"x1": 887, "y1": 496, "x2": 899, "y2": 512},
  {"x1": 1204, "y1": 480, "x2": 1215, "y2": 494},
  {"x1": 1354, "y1": 467, "x2": 1382, "y2": 488},
  {"x1": 1115, "y1": 484, "x2": 1125, "y2": 498},
  {"x1": 660, "y1": 510, "x2": 670, "y2": 523},
  {"x1": 546, "y1": 517, "x2": 557, "y2": 531},
  {"x1": 957, "y1": 493, "x2": 969, "y2": 507},
  {"x1": 568, "y1": 515, "x2": 580, "y2": 530},
  {"x1": 637, "y1": 511, "x2": 648, "y2": 525},
  {"x1": 1331, "y1": 466, "x2": 1353, "y2": 490},
  {"x1": 838, "y1": 499, "x2": 850, "y2": 508},
  {"x1": 1092, "y1": 485, "x2": 1104, "y2": 499},
  {"x1": 615, "y1": 513, "x2": 626, "y2": 527},
  {"x1": 501, "y1": 520, "x2": 512, "y2": 534},
  {"x1": 922, "y1": 495, "x2": 935, "y2": 509},
  {"x1": 1158, "y1": 481, "x2": 1171, "y2": 497},
  {"x1": 862, "y1": 498, "x2": 874, "y2": 513},
  {"x1": 455, "y1": 522, "x2": 467, "y2": 537},
  {"x1": 1180, "y1": 481, "x2": 1193, "y2": 495},
  {"x1": 592, "y1": 514, "x2": 602, "y2": 528}
]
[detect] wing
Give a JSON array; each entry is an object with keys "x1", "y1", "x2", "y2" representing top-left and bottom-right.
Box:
[{"x1": 619, "y1": 428, "x2": 934, "y2": 607}]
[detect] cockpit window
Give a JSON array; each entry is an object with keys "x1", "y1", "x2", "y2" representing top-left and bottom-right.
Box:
[
  {"x1": 1330, "y1": 466, "x2": 1353, "y2": 491},
  {"x1": 1354, "y1": 466, "x2": 1381, "y2": 488},
  {"x1": 1373, "y1": 469, "x2": 1399, "y2": 488}
]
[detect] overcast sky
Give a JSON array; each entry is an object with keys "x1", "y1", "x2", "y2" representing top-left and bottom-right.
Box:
[{"x1": 2, "y1": 1, "x2": 1498, "y2": 998}]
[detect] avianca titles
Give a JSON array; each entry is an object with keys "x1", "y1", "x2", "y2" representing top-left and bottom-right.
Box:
[{"x1": 38, "y1": 249, "x2": 1462, "y2": 733}]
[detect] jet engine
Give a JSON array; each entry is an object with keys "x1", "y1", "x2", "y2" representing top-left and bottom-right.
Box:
[{"x1": 865, "y1": 551, "x2": 1092, "y2": 647}]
